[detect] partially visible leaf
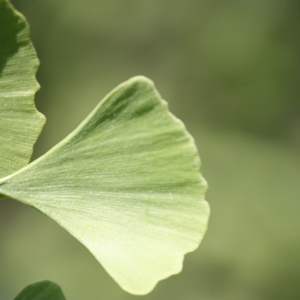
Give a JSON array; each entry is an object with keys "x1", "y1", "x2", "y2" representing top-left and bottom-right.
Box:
[
  {"x1": 14, "y1": 280, "x2": 66, "y2": 300},
  {"x1": 0, "y1": 76, "x2": 209, "y2": 295},
  {"x1": 0, "y1": 0, "x2": 45, "y2": 181}
]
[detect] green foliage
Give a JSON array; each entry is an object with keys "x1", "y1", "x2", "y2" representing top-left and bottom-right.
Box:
[
  {"x1": 0, "y1": 0, "x2": 45, "y2": 181},
  {"x1": 0, "y1": 0, "x2": 209, "y2": 296},
  {"x1": 0, "y1": 76, "x2": 209, "y2": 294},
  {"x1": 14, "y1": 280, "x2": 66, "y2": 300},
  {"x1": 2, "y1": 0, "x2": 300, "y2": 299}
]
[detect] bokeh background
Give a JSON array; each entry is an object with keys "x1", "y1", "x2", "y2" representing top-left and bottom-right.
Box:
[{"x1": 1, "y1": 0, "x2": 300, "y2": 299}]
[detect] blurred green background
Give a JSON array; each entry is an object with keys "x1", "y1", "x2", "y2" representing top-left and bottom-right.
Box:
[{"x1": 1, "y1": 0, "x2": 300, "y2": 299}]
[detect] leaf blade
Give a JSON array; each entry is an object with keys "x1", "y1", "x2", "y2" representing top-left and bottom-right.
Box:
[
  {"x1": 14, "y1": 280, "x2": 66, "y2": 300},
  {"x1": 0, "y1": 0, "x2": 45, "y2": 181},
  {"x1": 0, "y1": 76, "x2": 209, "y2": 294}
]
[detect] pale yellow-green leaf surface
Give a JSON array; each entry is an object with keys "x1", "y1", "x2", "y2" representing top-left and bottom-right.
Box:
[
  {"x1": 0, "y1": 0, "x2": 45, "y2": 182},
  {"x1": 0, "y1": 76, "x2": 209, "y2": 294}
]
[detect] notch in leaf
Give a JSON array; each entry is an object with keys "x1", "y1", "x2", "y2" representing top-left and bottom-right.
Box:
[{"x1": 0, "y1": 76, "x2": 209, "y2": 294}]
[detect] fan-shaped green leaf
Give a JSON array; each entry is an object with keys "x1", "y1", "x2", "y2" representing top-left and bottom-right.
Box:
[
  {"x1": 0, "y1": 76, "x2": 209, "y2": 295},
  {"x1": 14, "y1": 280, "x2": 66, "y2": 300},
  {"x1": 0, "y1": 0, "x2": 45, "y2": 182}
]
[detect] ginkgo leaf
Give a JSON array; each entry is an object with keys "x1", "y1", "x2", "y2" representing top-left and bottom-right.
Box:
[
  {"x1": 0, "y1": 76, "x2": 209, "y2": 295},
  {"x1": 0, "y1": 0, "x2": 45, "y2": 181},
  {"x1": 14, "y1": 280, "x2": 66, "y2": 300}
]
